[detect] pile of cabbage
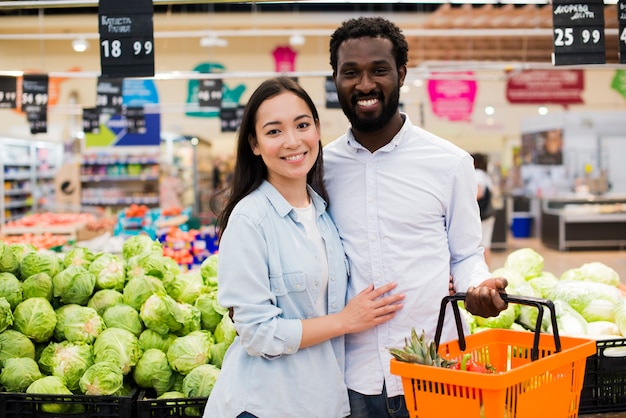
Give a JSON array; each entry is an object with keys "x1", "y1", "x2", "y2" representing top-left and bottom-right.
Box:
[
  {"x1": 0, "y1": 237, "x2": 232, "y2": 412},
  {"x1": 464, "y1": 247, "x2": 626, "y2": 340}
]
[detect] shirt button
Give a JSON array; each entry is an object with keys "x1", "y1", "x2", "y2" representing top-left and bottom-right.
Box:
[
  {"x1": 330, "y1": 276, "x2": 335, "y2": 281},
  {"x1": 331, "y1": 303, "x2": 336, "y2": 309}
]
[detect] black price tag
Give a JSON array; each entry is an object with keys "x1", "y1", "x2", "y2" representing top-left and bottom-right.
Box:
[
  {"x1": 22, "y1": 74, "x2": 48, "y2": 134},
  {"x1": 617, "y1": 0, "x2": 626, "y2": 64},
  {"x1": 98, "y1": 0, "x2": 154, "y2": 78},
  {"x1": 83, "y1": 107, "x2": 100, "y2": 133},
  {"x1": 325, "y1": 76, "x2": 340, "y2": 109},
  {"x1": 552, "y1": 0, "x2": 606, "y2": 65},
  {"x1": 125, "y1": 106, "x2": 146, "y2": 134},
  {"x1": 28, "y1": 109, "x2": 47, "y2": 134},
  {"x1": 220, "y1": 105, "x2": 245, "y2": 133},
  {"x1": 198, "y1": 79, "x2": 223, "y2": 108},
  {"x1": 96, "y1": 77, "x2": 124, "y2": 115},
  {"x1": 0, "y1": 76, "x2": 17, "y2": 109}
]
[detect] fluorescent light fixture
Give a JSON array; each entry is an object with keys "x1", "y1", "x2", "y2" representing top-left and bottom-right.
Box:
[
  {"x1": 538, "y1": 106, "x2": 548, "y2": 116},
  {"x1": 289, "y1": 33, "x2": 305, "y2": 46},
  {"x1": 72, "y1": 38, "x2": 89, "y2": 52},
  {"x1": 200, "y1": 36, "x2": 228, "y2": 48},
  {"x1": 485, "y1": 105, "x2": 495, "y2": 116}
]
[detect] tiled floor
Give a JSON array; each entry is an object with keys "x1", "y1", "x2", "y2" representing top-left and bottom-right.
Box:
[{"x1": 491, "y1": 235, "x2": 626, "y2": 284}]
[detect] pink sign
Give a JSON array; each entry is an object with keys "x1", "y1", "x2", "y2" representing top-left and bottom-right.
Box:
[
  {"x1": 506, "y1": 69, "x2": 584, "y2": 105},
  {"x1": 272, "y1": 45, "x2": 297, "y2": 73},
  {"x1": 427, "y1": 72, "x2": 477, "y2": 121}
]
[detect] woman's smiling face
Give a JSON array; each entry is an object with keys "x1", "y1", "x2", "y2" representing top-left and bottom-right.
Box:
[{"x1": 252, "y1": 91, "x2": 320, "y2": 187}]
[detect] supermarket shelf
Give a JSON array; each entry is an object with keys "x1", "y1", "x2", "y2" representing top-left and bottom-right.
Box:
[
  {"x1": 81, "y1": 175, "x2": 160, "y2": 182},
  {"x1": 81, "y1": 197, "x2": 160, "y2": 206}
]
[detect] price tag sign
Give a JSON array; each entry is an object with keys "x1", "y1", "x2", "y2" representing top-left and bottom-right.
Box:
[
  {"x1": 96, "y1": 77, "x2": 124, "y2": 115},
  {"x1": 220, "y1": 105, "x2": 245, "y2": 133},
  {"x1": 83, "y1": 107, "x2": 100, "y2": 134},
  {"x1": 98, "y1": 0, "x2": 154, "y2": 78},
  {"x1": 552, "y1": 0, "x2": 606, "y2": 65},
  {"x1": 22, "y1": 74, "x2": 48, "y2": 134},
  {"x1": 617, "y1": 0, "x2": 626, "y2": 64},
  {"x1": 0, "y1": 76, "x2": 17, "y2": 109},
  {"x1": 124, "y1": 106, "x2": 146, "y2": 134},
  {"x1": 198, "y1": 79, "x2": 223, "y2": 108},
  {"x1": 325, "y1": 76, "x2": 340, "y2": 109}
]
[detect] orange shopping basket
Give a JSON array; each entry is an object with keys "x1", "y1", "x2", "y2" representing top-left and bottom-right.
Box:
[{"x1": 390, "y1": 293, "x2": 597, "y2": 418}]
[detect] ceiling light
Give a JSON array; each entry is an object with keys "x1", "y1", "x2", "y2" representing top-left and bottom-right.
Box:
[
  {"x1": 538, "y1": 106, "x2": 548, "y2": 116},
  {"x1": 200, "y1": 36, "x2": 228, "y2": 48},
  {"x1": 72, "y1": 38, "x2": 89, "y2": 53},
  {"x1": 484, "y1": 106, "x2": 495, "y2": 116},
  {"x1": 289, "y1": 34, "x2": 305, "y2": 46}
]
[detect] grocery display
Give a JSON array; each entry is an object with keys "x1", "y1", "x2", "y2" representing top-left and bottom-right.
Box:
[{"x1": 0, "y1": 236, "x2": 228, "y2": 418}]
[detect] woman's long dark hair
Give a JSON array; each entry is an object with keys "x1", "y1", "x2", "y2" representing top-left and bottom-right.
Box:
[{"x1": 211, "y1": 77, "x2": 328, "y2": 238}]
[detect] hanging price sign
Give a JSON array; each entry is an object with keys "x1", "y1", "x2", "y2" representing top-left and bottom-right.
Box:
[
  {"x1": 22, "y1": 74, "x2": 48, "y2": 134},
  {"x1": 0, "y1": 76, "x2": 17, "y2": 109},
  {"x1": 124, "y1": 106, "x2": 146, "y2": 134},
  {"x1": 98, "y1": 0, "x2": 154, "y2": 78},
  {"x1": 325, "y1": 76, "x2": 340, "y2": 109},
  {"x1": 617, "y1": 0, "x2": 626, "y2": 64},
  {"x1": 198, "y1": 79, "x2": 223, "y2": 108},
  {"x1": 552, "y1": 0, "x2": 606, "y2": 65},
  {"x1": 220, "y1": 105, "x2": 245, "y2": 133},
  {"x1": 96, "y1": 77, "x2": 123, "y2": 115},
  {"x1": 83, "y1": 107, "x2": 100, "y2": 134}
]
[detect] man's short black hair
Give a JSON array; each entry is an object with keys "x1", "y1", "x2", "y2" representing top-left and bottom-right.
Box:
[{"x1": 329, "y1": 16, "x2": 409, "y2": 74}]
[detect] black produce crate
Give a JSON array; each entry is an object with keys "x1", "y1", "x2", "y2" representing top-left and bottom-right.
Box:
[
  {"x1": 0, "y1": 387, "x2": 138, "y2": 418},
  {"x1": 137, "y1": 389, "x2": 206, "y2": 418},
  {"x1": 580, "y1": 338, "x2": 626, "y2": 414}
]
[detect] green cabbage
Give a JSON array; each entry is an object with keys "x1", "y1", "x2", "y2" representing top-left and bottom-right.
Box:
[
  {"x1": 0, "y1": 297, "x2": 13, "y2": 333},
  {"x1": 0, "y1": 357, "x2": 42, "y2": 392},
  {"x1": 123, "y1": 275, "x2": 167, "y2": 311},
  {"x1": 122, "y1": 235, "x2": 163, "y2": 260},
  {"x1": 214, "y1": 311, "x2": 236, "y2": 345},
  {"x1": 503, "y1": 248, "x2": 544, "y2": 280},
  {"x1": 474, "y1": 303, "x2": 517, "y2": 329},
  {"x1": 166, "y1": 331, "x2": 212, "y2": 375},
  {"x1": 102, "y1": 303, "x2": 144, "y2": 337},
  {"x1": 133, "y1": 348, "x2": 175, "y2": 396},
  {"x1": 63, "y1": 246, "x2": 95, "y2": 269},
  {"x1": 26, "y1": 376, "x2": 76, "y2": 414},
  {"x1": 93, "y1": 327, "x2": 142, "y2": 375},
  {"x1": 88, "y1": 289, "x2": 125, "y2": 316},
  {"x1": 89, "y1": 252, "x2": 126, "y2": 291},
  {"x1": 164, "y1": 270, "x2": 207, "y2": 304},
  {"x1": 140, "y1": 294, "x2": 187, "y2": 336},
  {"x1": 181, "y1": 363, "x2": 220, "y2": 398},
  {"x1": 52, "y1": 265, "x2": 97, "y2": 305},
  {"x1": 0, "y1": 241, "x2": 19, "y2": 274},
  {"x1": 200, "y1": 254, "x2": 219, "y2": 287},
  {"x1": 0, "y1": 329, "x2": 36, "y2": 365},
  {"x1": 22, "y1": 272, "x2": 54, "y2": 302},
  {"x1": 19, "y1": 251, "x2": 62, "y2": 282},
  {"x1": 54, "y1": 304, "x2": 105, "y2": 344},
  {"x1": 560, "y1": 262, "x2": 620, "y2": 287},
  {"x1": 546, "y1": 299, "x2": 588, "y2": 337},
  {"x1": 125, "y1": 252, "x2": 173, "y2": 280},
  {"x1": 527, "y1": 271, "x2": 559, "y2": 299},
  {"x1": 138, "y1": 329, "x2": 178, "y2": 353},
  {"x1": 79, "y1": 361, "x2": 124, "y2": 395},
  {"x1": 0, "y1": 272, "x2": 23, "y2": 310},
  {"x1": 551, "y1": 279, "x2": 622, "y2": 323},
  {"x1": 13, "y1": 297, "x2": 57, "y2": 343},
  {"x1": 194, "y1": 292, "x2": 227, "y2": 332},
  {"x1": 46, "y1": 341, "x2": 94, "y2": 392}
]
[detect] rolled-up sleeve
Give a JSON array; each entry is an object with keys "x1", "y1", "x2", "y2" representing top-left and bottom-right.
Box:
[{"x1": 217, "y1": 213, "x2": 303, "y2": 359}]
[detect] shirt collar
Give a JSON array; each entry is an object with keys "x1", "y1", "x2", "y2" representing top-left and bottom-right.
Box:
[
  {"x1": 258, "y1": 180, "x2": 327, "y2": 218},
  {"x1": 345, "y1": 112, "x2": 411, "y2": 153}
]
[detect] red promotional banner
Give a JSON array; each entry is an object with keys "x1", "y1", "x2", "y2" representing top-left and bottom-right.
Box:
[
  {"x1": 427, "y1": 72, "x2": 477, "y2": 121},
  {"x1": 506, "y1": 69, "x2": 584, "y2": 105}
]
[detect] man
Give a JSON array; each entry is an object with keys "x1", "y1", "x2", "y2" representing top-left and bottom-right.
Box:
[{"x1": 323, "y1": 16, "x2": 508, "y2": 418}]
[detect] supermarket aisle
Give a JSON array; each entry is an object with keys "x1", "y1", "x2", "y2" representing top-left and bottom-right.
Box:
[{"x1": 491, "y1": 235, "x2": 626, "y2": 283}]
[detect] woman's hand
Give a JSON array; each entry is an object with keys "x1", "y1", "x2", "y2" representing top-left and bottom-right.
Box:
[{"x1": 339, "y1": 282, "x2": 404, "y2": 334}]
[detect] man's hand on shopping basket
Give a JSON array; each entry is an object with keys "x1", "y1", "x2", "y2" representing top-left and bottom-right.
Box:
[{"x1": 464, "y1": 277, "x2": 508, "y2": 318}]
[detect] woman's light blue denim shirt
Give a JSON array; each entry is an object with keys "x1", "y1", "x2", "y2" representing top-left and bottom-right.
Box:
[{"x1": 204, "y1": 180, "x2": 351, "y2": 418}]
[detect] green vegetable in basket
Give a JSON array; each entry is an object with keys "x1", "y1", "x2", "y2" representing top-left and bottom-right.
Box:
[
  {"x1": 167, "y1": 331, "x2": 213, "y2": 375},
  {"x1": 181, "y1": 363, "x2": 221, "y2": 398},
  {"x1": 503, "y1": 248, "x2": 544, "y2": 280},
  {"x1": 0, "y1": 272, "x2": 23, "y2": 310},
  {"x1": 54, "y1": 304, "x2": 105, "y2": 344},
  {"x1": 22, "y1": 272, "x2": 54, "y2": 302},
  {"x1": 26, "y1": 375, "x2": 76, "y2": 414},
  {"x1": 13, "y1": 297, "x2": 57, "y2": 343},
  {"x1": 133, "y1": 348, "x2": 175, "y2": 396},
  {"x1": 0, "y1": 357, "x2": 42, "y2": 392},
  {"x1": 63, "y1": 246, "x2": 95, "y2": 269},
  {"x1": 123, "y1": 275, "x2": 167, "y2": 311},
  {"x1": 93, "y1": 327, "x2": 142, "y2": 375},
  {"x1": 79, "y1": 361, "x2": 124, "y2": 395},
  {"x1": 89, "y1": 252, "x2": 126, "y2": 291},
  {"x1": 0, "y1": 241, "x2": 19, "y2": 274},
  {"x1": 52, "y1": 265, "x2": 97, "y2": 306},
  {"x1": 88, "y1": 288, "x2": 125, "y2": 316},
  {"x1": 19, "y1": 250, "x2": 62, "y2": 283},
  {"x1": 0, "y1": 297, "x2": 13, "y2": 333},
  {"x1": 0, "y1": 329, "x2": 36, "y2": 365},
  {"x1": 102, "y1": 303, "x2": 144, "y2": 337}
]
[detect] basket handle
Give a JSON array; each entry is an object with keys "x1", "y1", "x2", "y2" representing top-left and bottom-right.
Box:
[{"x1": 433, "y1": 293, "x2": 561, "y2": 361}]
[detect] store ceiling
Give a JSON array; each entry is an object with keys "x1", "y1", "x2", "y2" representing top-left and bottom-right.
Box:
[{"x1": 0, "y1": 1, "x2": 622, "y2": 65}]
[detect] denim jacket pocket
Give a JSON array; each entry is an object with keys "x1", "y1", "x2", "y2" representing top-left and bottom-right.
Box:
[{"x1": 269, "y1": 272, "x2": 307, "y2": 296}]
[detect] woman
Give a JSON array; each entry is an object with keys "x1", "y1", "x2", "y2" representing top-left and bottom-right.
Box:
[{"x1": 204, "y1": 77, "x2": 404, "y2": 418}]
